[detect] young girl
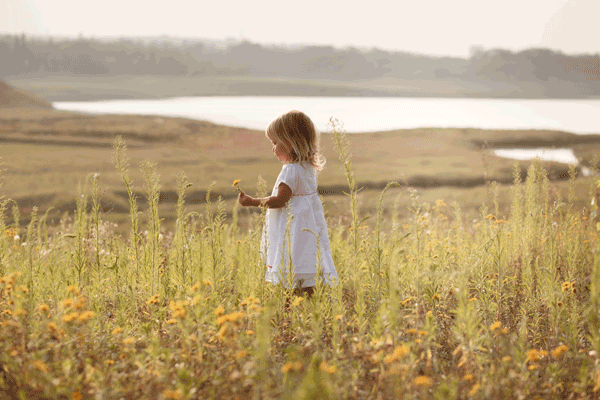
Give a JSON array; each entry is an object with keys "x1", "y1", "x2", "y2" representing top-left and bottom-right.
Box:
[{"x1": 238, "y1": 110, "x2": 338, "y2": 295}]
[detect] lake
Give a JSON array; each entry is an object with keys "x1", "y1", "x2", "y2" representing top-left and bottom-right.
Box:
[{"x1": 53, "y1": 96, "x2": 600, "y2": 135}]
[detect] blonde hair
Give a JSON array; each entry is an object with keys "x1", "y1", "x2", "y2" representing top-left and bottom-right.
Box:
[{"x1": 266, "y1": 110, "x2": 326, "y2": 171}]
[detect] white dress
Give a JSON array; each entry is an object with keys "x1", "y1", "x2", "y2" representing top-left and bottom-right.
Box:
[{"x1": 262, "y1": 162, "x2": 338, "y2": 288}]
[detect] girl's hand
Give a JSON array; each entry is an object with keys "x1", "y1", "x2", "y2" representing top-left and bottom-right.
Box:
[{"x1": 238, "y1": 191, "x2": 254, "y2": 207}]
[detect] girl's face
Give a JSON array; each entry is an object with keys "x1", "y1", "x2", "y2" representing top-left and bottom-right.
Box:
[{"x1": 270, "y1": 137, "x2": 290, "y2": 163}]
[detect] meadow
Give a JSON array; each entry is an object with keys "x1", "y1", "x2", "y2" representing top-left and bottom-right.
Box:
[{"x1": 1, "y1": 111, "x2": 600, "y2": 399}]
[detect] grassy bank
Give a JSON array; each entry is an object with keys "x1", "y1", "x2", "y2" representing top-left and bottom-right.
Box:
[
  {"x1": 1, "y1": 123, "x2": 600, "y2": 398},
  {"x1": 4, "y1": 74, "x2": 564, "y2": 102}
]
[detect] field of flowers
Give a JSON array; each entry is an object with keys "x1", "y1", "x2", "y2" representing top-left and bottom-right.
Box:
[{"x1": 1, "y1": 121, "x2": 600, "y2": 399}]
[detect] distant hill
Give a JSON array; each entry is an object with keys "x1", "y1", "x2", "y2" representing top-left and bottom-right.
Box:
[{"x1": 0, "y1": 79, "x2": 53, "y2": 108}]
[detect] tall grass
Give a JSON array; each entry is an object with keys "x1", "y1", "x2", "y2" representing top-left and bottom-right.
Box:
[{"x1": 0, "y1": 132, "x2": 599, "y2": 399}]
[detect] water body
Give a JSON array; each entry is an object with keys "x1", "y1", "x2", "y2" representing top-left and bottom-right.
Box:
[
  {"x1": 493, "y1": 148, "x2": 591, "y2": 176},
  {"x1": 54, "y1": 96, "x2": 600, "y2": 135}
]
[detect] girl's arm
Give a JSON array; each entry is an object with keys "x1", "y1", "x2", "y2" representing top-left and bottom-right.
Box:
[{"x1": 238, "y1": 183, "x2": 292, "y2": 209}]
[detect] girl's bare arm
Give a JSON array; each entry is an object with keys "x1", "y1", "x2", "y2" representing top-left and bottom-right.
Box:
[{"x1": 238, "y1": 183, "x2": 292, "y2": 209}]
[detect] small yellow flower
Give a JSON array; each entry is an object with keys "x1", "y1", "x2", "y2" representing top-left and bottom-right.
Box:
[
  {"x1": 383, "y1": 344, "x2": 409, "y2": 364},
  {"x1": 77, "y1": 311, "x2": 95, "y2": 322},
  {"x1": 469, "y1": 383, "x2": 480, "y2": 396},
  {"x1": 66, "y1": 285, "x2": 80, "y2": 295},
  {"x1": 62, "y1": 312, "x2": 79, "y2": 323},
  {"x1": 414, "y1": 375, "x2": 432, "y2": 386},
  {"x1": 112, "y1": 327, "x2": 123, "y2": 335},
  {"x1": 552, "y1": 344, "x2": 569, "y2": 358},
  {"x1": 489, "y1": 321, "x2": 501, "y2": 331},
  {"x1": 319, "y1": 361, "x2": 337, "y2": 374},
  {"x1": 33, "y1": 360, "x2": 49, "y2": 373},
  {"x1": 292, "y1": 296, "x2": 303, "y2": 307},
  {"x1": 214, "y1": 305, "x2": 224, "y2": 316},
  {"x1": 232, "y1": 179, "x2": 242, "y2": 192},
  {"x1": 162, "y1": 389, "x2": 183, "y2": 400},
  {"x1": 72, "y1": 391, "x2": 83, "y2": 400},
  {"x1": 38, "y1": 303, "x2": 50, "y2": 313},
  {"x1": 122, "y1": 336, "x2": 135, "y2": 344},
  {"x1": 463, "y1": 374, "x2": 474, "y2": 381},
  {"x1": 60, "y1": 298, "x2": 73, "y2": 308},
  {"x1": 501, "y1": 356, "x2": 511, "y2": 363}
]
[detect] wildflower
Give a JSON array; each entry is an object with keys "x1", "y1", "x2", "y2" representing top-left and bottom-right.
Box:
[
  {"x1": 203, "y1": 279, "x2": 213, "y2": 287},
  {"x1": 66, "y1": 285, "x2": 80, "y2": 295},
  {"x1": 38, "y1": 304, "x2": 50, "y2": 312},
  {"x1": 526, "y1": 349, "x2": 547, "y2": 362},
  {"x1": 489, "y1": 321, "x2": 501, "y2": 331},
  {"x1": 62, "y1": 312, "x2": 79, "y2": 323},
  {"x1": 232, "y1": 179, "x2": 242, "y2": 192},
  {"x1": 246, "y1": 330, "x2": 254, "y2": 335},
  {"x1": 122, "y1": 337, "x2": 135, "y2": 344},
  {"x1": 469, "y1": 383, "x2": 480, "y2": 396},
  {"x1": 33, "y1": 360, "x2": 49, "y2": 373},
  {"x1": 73, "y1": 296, "x2": 86, "y2": 309},
  {"x1": 552, "y1": 345, "x2": 569, "y2": 358},
  {"x1": 77, "y1": 311, "x2": 95, "y2": 322},
  {"x1": 463, "y1": 374, "x2": 474, "y2": 381},
  {"x1": 60, "y1": 298, "x2": 73, "y2": 308},
  {"x1": 145, "y1": 294, "x2": 159, "y2": 305},
  {"x1": 72, "y1": 391, "x2": 82, "y2": 400},
  {"x1": 383, "y1": 344, "x2": 409, "y2": 364},
  {"x1": 166, "y1": 319, "x2": 177, "y2": 325},
  {"x1": 501, "y1": 356, "x2": 511, "y2": 363},
  {"x1": 319, "y1": 361, "x2": 337, "y2": 374},
  {"x1": 485, "y1": 214, "x2": 496, "y2": 220},
  {"x1": 162, "y1": 389, "x2": 183, "y2": 400},
  {"x1": 214, "y1": 305, "x2": 225, "y2": 316},
  {"x1": 112, "y1": 327, "x2": 123, "y2": 335},
  {"x1": 216, "y1": 311, "x2": 244, "y2": 325},
  {"x1": 292, "y1": 296, "x2": 303, "y2": 307},
  {"x1": 414, "y1": 375, "x2": 432, "y2": 386},
  {"x1": 47, "y1": 322, "x2": 58, "y2": 332}
]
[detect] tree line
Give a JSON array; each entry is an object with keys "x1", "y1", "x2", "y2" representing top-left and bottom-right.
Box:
[{"x1": 1, "y1": 34, "x2": 598, "y2": 86}]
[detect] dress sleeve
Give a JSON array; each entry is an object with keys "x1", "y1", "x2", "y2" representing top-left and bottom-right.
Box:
[{"x1": 277, "y1": 164, "x2": 299, "y2": 194}]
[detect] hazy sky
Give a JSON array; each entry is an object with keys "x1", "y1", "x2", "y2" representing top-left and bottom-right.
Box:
[{"x1": 1, "y1": 0, "x2": 598, "y2": 57}]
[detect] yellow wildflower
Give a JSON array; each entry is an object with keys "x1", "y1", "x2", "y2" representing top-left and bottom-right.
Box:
[
  {"x1": 319, "y1": 361, "x2": 337, "y2": 374},
  {"x1": 463, "y1": 374, "x2": 474, "y2": 381},
  {"x1": 414, "y1": 375, "x2": 432, "y2": 386},
  {"x1": 77, "y1": 311, "x2": 95, "y2": 322},
  {"x1": 469, "y1": 383, "x2": 480, "y2": 396},
  {"x1": 38, "y1": 303, "x2": 50, "y2": 313},
  {"x1": 72, "y1": 391, "x2": 82, "y2": 400},
  {"x1": 60, "y1": 298, "x2": 73, "y2": 308},
  {"x1": 292, "y1": 296, "x2": 303, "y2": 307},
  {"x1": 232, "y1": 179, "x2": 242, "y2": 192},
  {"x1": 66, "y1": 285, "x2": 80, "y2": 295},
  {"x1": 112, "y1": 327, "x2": 123, "y2": 335},
  {"x1": 214, "y1": 305, "x2": 225, "y2": 316},
  {"x1": 33, "y1": 360, "x2": 49, "y2": 373},
  {"x1": 383, "y1": 344, "x2": 409, "y2": 364},
  {"x1": 122, "y1": 337, "x2": 135, "y2": 344},
  {"x1": 62, "y1": 312, "x2": 79, "y2": 323},
  {"x1": 552, "y1": 345, "x2": 569, "y2": 358},
  {"x1": 162, "y1": 389, "x2": 183, "y2": 400},
  {"x1": 489, "y1": 321, "x2": 501, "y2": 331}
]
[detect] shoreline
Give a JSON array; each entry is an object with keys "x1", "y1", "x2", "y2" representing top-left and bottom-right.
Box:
[{"x1": 6, "y1": 74, "x2": 600, "y2": 103}]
